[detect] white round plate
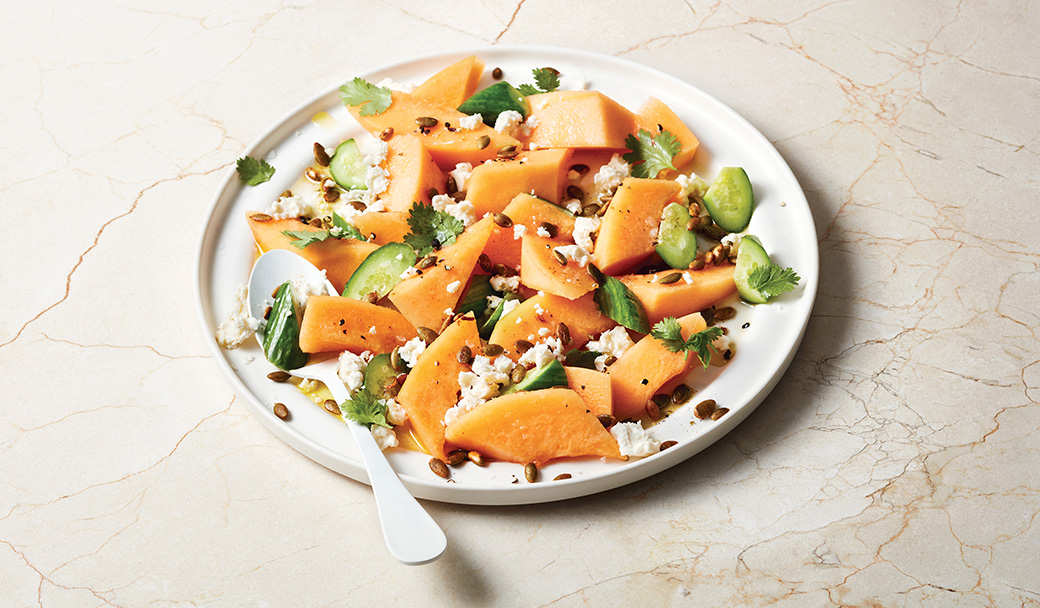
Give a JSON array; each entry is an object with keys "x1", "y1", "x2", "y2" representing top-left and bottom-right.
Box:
[{"x1": 195, "y1": 46, "x2": 818, "y2": 506}]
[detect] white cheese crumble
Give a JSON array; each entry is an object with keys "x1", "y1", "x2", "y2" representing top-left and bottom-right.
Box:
[
  {"x1": 299, "y1": 378, "x2": 318, "y2": 392},
  {"x1": 431, "y1": 193, "x2": 475, "y2": 226},
  {"x1": 675, "y1": 173, "x2": 709, "y2": 198},
  {"x1": 533, "y1": 303, "x2": 546, "y2": 316},
  {"x1": 337, "y1": 350, "x2": 372, "y2": 394},
  {"x1": 572, "y1": 216, "x2": 601, "y2": 252},
  {"x1": 493, "y1": 110, "x2": 524, "y2": 134},
  {"x1": 445, "y1": 355, "x2": 514, "y2": 426},
  {"x1": 374, "y1": 77, "x2": 413, "y2": 93},
  {"x1": 398, "y1": 337, "x2": 427, "y2": 368},
  {"x1": 400, "y1": 266, "x2": 419, "y2": 280},
  {"x1": 266, "y1": 194, "x2": 318, "y2": 220},
  {"x1": 513, "y1": 223, "x2": 527, "y2": 240},
  {"x1": 371, "y1": 425, "x2": 399, "y2": 450},
  {"x1": 289, "y1": 269, "x2": 328, "y2": 311},
  {"x1": 449, "y1": 162, "x2": 473, "y2": 192},
  {"x1": 721, "y1": 232, "x2": 742, "y2": 253},
  {"x1": 518, "y1": 336, "x2": 565, "y2": 369},
  {"x1": 553, "y1": 244, "x2": 591, "y2": 267},
  {"x1": 363, "y1": 140, "x2": 389, "y2": 166},
  {"x1": 490, "y1": 275, "x2": 521, "y2": 292},
  {"x1": 538, "y1": 327, "x2": 550, "y2": 337},
  {"x1": 458, "y1": 113, "x2": 482, "y2": 131},
  {"x1": 383, "y1": 397, "x2": 408, "y2": 426},
  {"x1": 215, "y1": 284, "x2": 259, "y2": 349},
  {"x1": 564, "y1": 199, "x2": 584, "y2": 215},
  {"x1": 518, "y1": 115, "x2": 539, "y2": 138},
  {"x1": 587, "y1": 326, "x2": 635, "y2": 372},
  {"x1": 682, "y1": 271, "x2": 694, "y2": 285},
  {"x1": 444, "y1": 308, "x2": 454, "y2": 316},
  {"x1": 446, "y1": 280, "x2": 462, "y2": 294},
  {"x1": 593, "y1": 154, "x2": 631, "y2": 200},
  {"x1": 575, "y1": 78, "x2": 590, "y2": 90},
  {"x1": 536, "y1": 225, "x2": 551, "y2": 238},
  {"x1": 611, "y1": 422, "x2": 659, "y2": 458}
]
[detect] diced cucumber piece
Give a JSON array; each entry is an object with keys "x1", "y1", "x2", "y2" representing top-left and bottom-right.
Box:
[
  {"x1": 592, "y1": 273, "x2": 650, "y2": 334},
  {"x1": 329, "y1": 139, "x2": 367, "y2": 190},
  {"x1": 455, "y1": 275, "x2": 498, "y2": 319},
  {"x1": 702, "y1": 167, "x2": 754, "y2": 233},
  {"x1": 655, "y1": 203, "x2": 699, "y2": 269},
  {"x1": 734, "y1": 235, "x2": 772, "y2": 304},
  {"x1": 563, "y1": 349, "x2": 599, "y2": 370},
  {"x1": 364, "y1": 353, "x2": 400, "y2": 398},
  {"x1": 457, "y1": 82, "x2": 529, "y2": 127},
  {"x1": 341, "y1": 242, "x2": 416, "y2": 300},
  {"x1": 262, "y1": 282, "x2": 309, "y2": 371},
  {"x1": 501, "y1": 359, "x2": 568, "y2": 395},
  {"x1": 478, "y1": 293, "x2": 519, "y2": 340}
]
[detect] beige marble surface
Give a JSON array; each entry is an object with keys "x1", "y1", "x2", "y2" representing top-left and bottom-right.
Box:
[{"x1": 2, "y1": 1, "x2": 1038, "y2": 606}]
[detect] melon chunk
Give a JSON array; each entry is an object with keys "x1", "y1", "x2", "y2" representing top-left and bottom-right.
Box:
[
  {"x1": 635, "y1": 97, "x2": 700, "y2": 173},
  {"x1": 564, "y1": 367, "x2": 613, "y2": 417},
  {"x1": 347, "y1": 92, "x2": 519, "y2": 167},
  {"x1": 379, "y1": 134, "x2": 445, "y2": 212},
  {"x1": 618, "y1": 264, "x2": 737, "y2": 324},
  {"x1": 351, "y1": 210, "x2": 411, "y2": 245},
  {"x1": 594, "y1": 177, "x2": 682, "y2": 275},
  {"x1": 443, "y1": 388, "x2": 622, "y2": 465},
  {"x1": 410, "y1": 55, "x2": 485, "y2": 109},
  {"x1": 519, "y1": 233, "x2": 596, "y2": 300},
  {"x1": 298, "y1": 296, "x2": 417, "y2": 354},
  {"x1": 246, "y1": 215, "x2": 378, "y2": 292},
  {"x1": 609, "y1": 312, "x2": 706, "y2": 421},
  {"x1": 488, "y1": 293, "x2": 614, "y2": 360},
  {"x1": 521, "y1": 91, "x2": 636, "y2": 150},
  {"x1": 396, "y1": 315, "x2": 483, "y2": 460},
  {"x1": 482, "y1": 193, "x2": 577, "y2": 269},
  {"x1": 464, "y1": 148, "x2": 573, "y2": 217},
  {"x1": 388, "y1": 216, "x2": 495, "y2": 331}
]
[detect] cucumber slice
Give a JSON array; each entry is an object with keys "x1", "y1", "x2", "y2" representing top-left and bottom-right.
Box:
[
  {"x1": 262, "y1": 282, "x2": 309, "y2": 371},
  {"x1": 341, "y1": 242, "x2": 416, "y2": 300},
  {"x1": 455, "y1": 275, "x2": 498, "y2": 318},
  {"x1": 593, "y1": 275, "x2": 650, "y2": 334},
  {"x1": 734, "y1": 235, "x2": 772, "y2": 304},
  {"x1": 501, "y1": 359, "x2": 568, "y2": 395},
  {"x1": 457, "y1": 82, "x2": 529, "y2": 127},
  {"x1": 655, "y1": 203, "x2": 699, "y2": 269},
  {"x1": 702, "y1": 167, "x2": 754, "y2": 233},
  {"x1": 478, "y1": 294, "x2": 519, "y2": 340},
  {"x1": 329, "y1": 139, "x2": 367, "y2": 190},
  {"x1": 364, "y1": 353, "x2": 400, "y2": 398},
  {"x1": 563, "y1": 349, "x2": 599, "y2": 370}
]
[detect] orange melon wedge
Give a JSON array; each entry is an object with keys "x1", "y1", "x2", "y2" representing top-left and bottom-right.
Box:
[
  {"x1": 617, "y1": 264, "x2": 737, "y2": 324},
  {"x1": 378, "y1": 134, "x2": 446, "y2": 212},
  {"x1": 482, "y1": 193, "x2": 577, "y2": 269},
  {"x1": 411, "y1": 55, "x2": 485, "y2": 109},
  {"x1": 564, "y1": 366, "x2": 613, "y2": 417},
  {"x1": 635, "y1": 97, "x2": 700, "y2": 174},
  {"x1": 594, "y1": 177, "x2": 682, "y2": 275},
  {"x1": 298, "y1": 296, "x2": 417, "y2": 354},
  {"x1": 519, "y1": 233, "x2": 596, "y2": 299},
  {"x1": 464, "y1": 148, "x2": 573, "y2": 217},
  {"x1": 521, "y1": 91, "x2": 636, "y2": 150}
]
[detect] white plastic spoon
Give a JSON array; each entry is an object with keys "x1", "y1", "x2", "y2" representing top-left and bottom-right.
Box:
[{"x1": 248, "y1": 249, "x2": 446, "y2": 565}]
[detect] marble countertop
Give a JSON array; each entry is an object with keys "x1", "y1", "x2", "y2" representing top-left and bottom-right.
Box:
[{"x1": 3, "y1": 1, "x2": 1038, "y2": 606}]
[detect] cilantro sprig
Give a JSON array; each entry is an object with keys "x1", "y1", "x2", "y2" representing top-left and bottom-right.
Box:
[
  {"x1": 403, "y1": 201, "x2": 465, "y2": 257},
  {"x1": 517, "y1": 67, "x2": 561, "y2": 96},
  {"x1": 339, "y1": 77, "x2": 393, "y2": 116},
  {"x1": 747, "y1": 264, "x2": 800, "y2": 300},
  {"x1": 281, "y1": 214, "x2": 365, "y2": 249},
  {"x1": 341, "y1": 390, "x2": 390, "y2": 428},
  {"x1": 650, "y1": 317, "x2": 725, "y2": 369},
  {"x1": 236, "y1": 156, "x2": 276, "y2": 186},
  {"x1": 623, "y1": 129, "x2": 682, "y2": 178}
]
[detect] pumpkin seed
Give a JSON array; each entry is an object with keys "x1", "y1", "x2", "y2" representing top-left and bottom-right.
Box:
[
  {"x1": 497, "y1": 144, "x2": 518, "y2": 158},
  {"x1": 603, "y1": 355, "x2": 617, "y2": 367},
  {"x1": 700, "y1": 307, "x2": 715, "y2": 326},
  {"x1": 280, "y1": 189, "x2": 293, "y2": 199},
  {"x1": 416, "y1": 326, "x2": 438, "y2": 345},
  {"x1": 379, "y1": 127, "x2": 394, "y2": 141},
  {"x1": 566, "y1": 185, "x2": 584, "y2": 200},
  {"x1": 446, "y1": 450, "x2": 467, "y2": 466},
  {"x1": 418, "y1": 255, "x2": 438, "y2": 269},
  {"x1": 514, "y1": 339, "x2": 533, "y2": 353},
  {"x1": 427, "y1": 187, "x2": 439, "y2": 199},
  {"x1": 580, "y1": 204, "x2": 600, "y2": 217},
  {"x1": 552, "y1": 249, "x2": 568, "y2": 266},
  {"x1": 570, "y1": 163, "x2": 589, "y2": 175},
  {"x1": 711, "y1": 407, "x2": 729, "y2": 421},
  {"x1": 510, "y1": 365, "x2": 526, "y2": 384},
  {"x1": 596, "y1": 200, "x2": 611, "y2": 216},
  {"x1": 476, "y1": 135, "x2": 490, "y2": 149},
  {"x1": 273, "y1": 403, "x2": 289, "y2": 419},
  {"x1": 660, "y1": 440, "x2": 678, "y2": 450},
  {"x1": 686, "y1": 216, "x2": 701, "y2": 231},
  {"x1": 415, "y1": 116, "x2": 438, "y2": 128},
  {"x1": 587, "y1": 263, "x2": 606, "y2": 284},
  {"x1": 457, "y1": 345, "x2": 473, "y2": 365},
  {"x1": 689, "y1": 259, "x2": 706, "y2": 271},
  {"x1": 267, "y1": 371, "x2": 291, "y2": 383},
  {"x1": 429, "y1": 458, "x2": 450, "y2": 478},
  {"x1": 364, "y1": 291, "x2": 379, "y2": 304},
  {"x1": 493, "y1": 212, "x2": 513, "y2": 228},
  {"x1": 694, "y1": 399, "x2": 716, "y2": 419},
  {"x1": 704, "y1": 225, "x2": 728, "y2": 241},
  {"x1": 390, "y1": 346, "x2": 406, "y2": 371},
  {"x1": 477, "y1": 253, "x2": 492, "y2": 272},
  {"x1": 323, "y1": 399, "x2": 341, "y2": 416},
  {"x1": 249, "y1": 212, "x2": 273, "y2": 222},
  {"x1": 659, "y1": 272, "x2": 683, "y2": 285},
  {"x1": 263, "y1": 306, "x2": 272, "y2": 320},
  {"x1": 492, "y1": 67, "x2": 503, "y2": 79},
  {"x1": 670, "y1": 384, "x2": 691, "y2": 404},
  {"x1": 597, "y1": 414, "x2": 616, "y2": 428},
  {"x1": 468, "y1": 451, "x2": 487, "y2": 467},
  {"x1": 553, "y1": 473, "x2": 572, "y2": 481},
  {"x1": 348, "y1": 200, "x2": 367, "y2": 212},
  {"x1": 322, "y1": 189, "x2": 339, "y2": 203},
  {"x1": 651, "y1": 394, "x2": 670, "y2": 409},
  {"x1": 313, "y1": 142, "x2": 331, "y2": 166},
  {"x1": 385, "y1": 382, "x2": 400, "y2": 398},
  {"x1": 714, "y1": 307, "x2": 736, "y2": 321},
  {"x1": 538, "y1": 221, "x2": 559, "y2": 238},
  {"x1": 646, "y1": 400, "x2": 661, "y2": 420},
  {"x1": 445, "y1": 175, "x2": 458, "y2": 194},
  {"x1": 304, "y1": 167, "x2": 321, "y2": 182},
  {"x1": 524, "y1": 462, "x2": 538, "y2": 483},
  {"x1": 556, "y1": 323, "x2": 571, "y2": 345},
  {"x1": 309, "y1": 217, "x2": 324, "y2": 227}
]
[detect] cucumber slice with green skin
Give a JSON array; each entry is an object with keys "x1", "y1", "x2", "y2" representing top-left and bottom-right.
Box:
[
  {"x1": 455, "y1": 275, "x2": 499, "y2": 319},
  {"x1": 593, "y1": 275, "x2": 650, "y2": 334},
  {"x1": 329, "y1": 139, "x2": 367, "y2": 190},
  {"x1": 734, "y1": 235, "x2": 772, "y2": 304},
  {"x1": 702, "y1": 167, "x2": 754, "y2": 233},
  {"x1": 457, "y1": 82, "x2": 529, "y2": 127},
  {"x1": 563, "y1": 349, "x2": 599, "y2": 370},
  {"x1": 341, "y1": 242, "x2": 416, "y2": 300},
  {"x1": 477, "y1": 293, "x2": 519, "y2": 340},
  {"x1": 655, "y1": 203, "x2": 699, "y2": 269},
  {"x1": 501, "y1": 359, "x2": 568, "y2": 395},
  {"x1": 364, "y1": 353, "x2": 401, "y2": 398},
  {"x1": 262, "y1": 282, "x2": 309, "y2": 371}
]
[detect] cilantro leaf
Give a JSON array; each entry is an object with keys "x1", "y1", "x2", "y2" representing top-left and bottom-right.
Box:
[
  {"x1": 281, "y1": 229, "x2": 334, "y2": 249},
  {"x1": 403, "y1": 201, "x2": 465, "y2": 257},
  {"x1": 623, "y1": 129, "x2": 682, "y2": 178},
  {"x1": 532, "y1": 68, "x2": 560, "y2": 93},
  {"x1": 331, "y1": 213, "x2": 366, "y2": 241},
  {"x1": 517, "y1": 83, "x2": 540, "y2": 96},
  {"x1": 341, "y1": 390, "x2": 390, "y2": 428},
  {"x1": 747, "y1": 264, "x2": 801, "y2": 300},
  {"x1": 649, "y1": 318, "x2": 725, "y2": 368},
  {"x1": 236, "y1": 156, "x2": 276, "y2": 186},
  {"x1": 339, "y1": 77, "x2": 393, "y2": 116}
]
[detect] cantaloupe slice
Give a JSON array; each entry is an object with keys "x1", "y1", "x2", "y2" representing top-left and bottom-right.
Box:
[
  {"x1": 347, "y1": 92, "x2": 519, "y2": 167},
  {"x1": 635, "y1": 97, "x2": 700, "y2": 173},
  {"x1": 443, "y1": 388, "x2": 622, "y2": 464},
  {"x1": 298, "y1": 295, "x2": 417, "y2": 354},
  {"x1": 246, "y1": 215, "x2": 379, "y2": 292},
  {"x1": 564, "y1": 366, "x2": 613, "y2": 417},
  {"x1": 594, "y1": 177, "x2": 682, "y2": 275},
  {"x1": 410, "y1": 55, "x2": 485, "y2": 109},
  {"x1": 519, "y1": 233, "x2": 596, "y2": 299},
  {"x1": 521, "y1": 91, "x2": 637, "y2": 150},
  {"x1": 487, "y1": 292, "x2": 614, "y2": 359},
  {"x1": 482, "y1": 193, "x2": 577, "y2": 269},
  {"x1": 618, "y1": 264, "x2": 737, "y2": 324},
  {"x1": 396, "y1": 315, "x2": 483, "y2": 460},
  {"x1": 609, "y1": 312, "x2": 706, "y2": 421},
  {"x1": 464, "y1": 148, "x2": 573, "y2": 217},
  {"x1": 351, "y1": 210, "x2": 411, "y2": 245},
  {"x1": 378, "y1": 134, "x2": 445, "y2": 212},
  {"x1": 388, "y1": 216, "x2": 495, "y2": 331}
]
